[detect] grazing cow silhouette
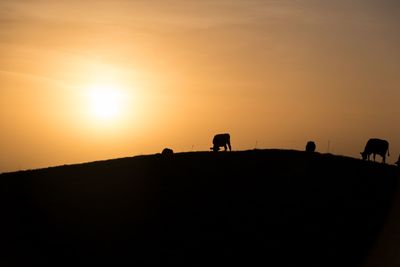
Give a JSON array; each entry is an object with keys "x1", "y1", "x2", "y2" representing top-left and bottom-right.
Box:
[
  {"x1": 361, "y1": 138, "x2": 390, "y2": 163},
  {"x1": 211, "y1": 133, "x2": 231, "y2": 152},
  {"x1": 305, "y1": 141, "x2": 316, "y2": 152}
]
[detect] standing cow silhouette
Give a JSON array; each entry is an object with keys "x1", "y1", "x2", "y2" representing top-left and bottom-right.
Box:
[
  {"x1": 361, "y1": 138, "x2": 390, "y2": 163},
  {"x1": 305, "y1": 141, "x2": 316, "y2": 152}
]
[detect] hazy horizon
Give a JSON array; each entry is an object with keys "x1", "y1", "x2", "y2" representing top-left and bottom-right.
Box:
[{"x1": 1, "y1": 0, "x2": 400, "y2": 172}]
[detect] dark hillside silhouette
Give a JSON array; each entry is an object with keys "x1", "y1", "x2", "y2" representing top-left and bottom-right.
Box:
[{"x1": 0, "y1": 149, "x2": 397, "y2": 265}]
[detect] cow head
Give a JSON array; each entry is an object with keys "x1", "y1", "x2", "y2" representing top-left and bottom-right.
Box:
[
  {"x1": 360, "y1": 152, "x2": 367, "y2": 160},
  {"x1": 210, "y1": 146, "x2": 220, "y2": 152}
]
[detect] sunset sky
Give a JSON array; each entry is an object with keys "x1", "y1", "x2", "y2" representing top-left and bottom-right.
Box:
[{"x1": 1, "y1": 0, "x2": 399, "y2": 172}]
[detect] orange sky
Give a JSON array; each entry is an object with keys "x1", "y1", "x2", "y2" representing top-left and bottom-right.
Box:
[{"x1": 1, "y1": 1, "x2": 400, "y2": 172}]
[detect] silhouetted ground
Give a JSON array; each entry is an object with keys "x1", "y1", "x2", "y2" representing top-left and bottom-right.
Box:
[{"x1": 0, "y1": 149, "x2": 398, "y2": 265}]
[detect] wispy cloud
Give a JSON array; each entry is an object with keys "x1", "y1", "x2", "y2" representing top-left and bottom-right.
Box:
[{"x1": 0, "y1": 69, "x2": 71, "y2": 89}]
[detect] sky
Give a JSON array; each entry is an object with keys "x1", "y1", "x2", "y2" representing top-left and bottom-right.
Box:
[{"x1": 1, "y1": 0, "x2": 400, "y2": 172}]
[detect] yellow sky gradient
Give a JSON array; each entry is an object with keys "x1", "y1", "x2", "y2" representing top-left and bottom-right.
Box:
[{"x1": 1, "y1": 1, "x2": 400, "y2": 172}]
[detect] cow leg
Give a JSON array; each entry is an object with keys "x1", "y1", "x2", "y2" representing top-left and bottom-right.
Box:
[
  {"x1": 373, "y1": 153, "x2": 376, "y2": 162},
  {"x1": 382, "y1": 154, "x2": 386, "y2": 163},
  {"x1": 228, "y1": 142, "x2": 232, "y2": 151},
  {"x1": 224, "y1": 144, "x2": 227, "y2": 151}
]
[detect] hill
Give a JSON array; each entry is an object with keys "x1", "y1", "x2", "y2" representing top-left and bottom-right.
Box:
[{"x1": 0, "y1": 149, "x2": 398, "y2": 265}]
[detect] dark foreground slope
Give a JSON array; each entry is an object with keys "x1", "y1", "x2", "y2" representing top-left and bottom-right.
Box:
[{"x1": 0, "y1": 150, "x2": 398, "y2": 265}]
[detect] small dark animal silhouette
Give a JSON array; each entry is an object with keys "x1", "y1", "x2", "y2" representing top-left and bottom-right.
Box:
[
  {"x1": 361, "y1": 138, "x2": 390, "y2": 163},
  {"x1": 305, "y1": 141, "x2": 316, "y2": 152},
  {"x1": 211, "y1": 133, "x2": 231, "y2": 152},
  {"x1": 162, "y1": 148, "x2": 174, "y2": 155}
]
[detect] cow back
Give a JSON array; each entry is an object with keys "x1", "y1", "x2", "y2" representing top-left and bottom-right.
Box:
[
  {"x1": 213, "y1": 134, "x2": 230, "y2": 145},
  {"x1": 364, "y1": 138, "x2": 389, "y2": 154}
]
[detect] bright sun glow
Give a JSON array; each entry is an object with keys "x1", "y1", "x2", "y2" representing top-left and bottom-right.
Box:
[{"x1": 88, "y1": 85, "x2": 124, "y2": 121}]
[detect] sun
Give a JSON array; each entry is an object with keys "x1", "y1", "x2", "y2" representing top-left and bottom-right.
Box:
[{"x1": 87, "y1": 85, "x2": 124, "y2": 121}]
